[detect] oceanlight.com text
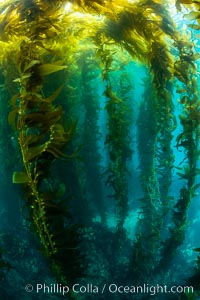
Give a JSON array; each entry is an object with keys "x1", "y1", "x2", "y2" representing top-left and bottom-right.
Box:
[
  {"x1": 25, "y1": 283, "x2": 194, "y2": 296},
  {"x1": 108, "y1": 283, "x2": 194, "y2": 296}
]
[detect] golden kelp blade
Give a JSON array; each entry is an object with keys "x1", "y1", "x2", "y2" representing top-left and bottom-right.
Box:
[
  {"x1": 184, "y1": 11, "x2": 200, "y2": 20},
  {"x1": 23, "y1": 60, "x2": 40, "y2": 72},
  {"x1": 38, "y1": 64, "x2": 67, "y2": 76},
  {"x1": 179, "y1": 0, "x2": 193, "y2": 3}
]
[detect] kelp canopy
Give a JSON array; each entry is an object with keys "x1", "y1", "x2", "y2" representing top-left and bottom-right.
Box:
[{"x1": 0, "y1": 0, "x2": 199, "y2": 299}]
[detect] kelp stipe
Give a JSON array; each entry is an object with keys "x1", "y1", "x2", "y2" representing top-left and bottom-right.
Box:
[
  {"x1": 94, "y1": 33, "x2": 133, "y2": 230},
  {"x1": 171, "y1": 2, "x2": 200, "y2": 293},
  {"x1": 78, "y1": 51, "x2": 106, "y2": 223},
  {"x1": 130, "y1": 75, "x2": 163, "y2": 283},
  {"x1": 158, "y1": 34, "x2": 199, "y2": 270}
]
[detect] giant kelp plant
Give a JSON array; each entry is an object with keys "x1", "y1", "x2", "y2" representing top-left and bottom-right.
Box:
[{"x1": 0, "y1": 0, "x2": 199, "y2": 299}]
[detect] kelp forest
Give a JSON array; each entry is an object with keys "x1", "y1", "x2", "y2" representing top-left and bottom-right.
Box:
[{"x1": 0, "y1": 0, "x2": 199, "y2": 299}]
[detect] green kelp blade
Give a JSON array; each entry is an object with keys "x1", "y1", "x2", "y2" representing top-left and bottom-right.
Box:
[
  {"x1": 24, "y1": 144, "x2": 45, "y2": 162},
  {"x1": 192, "y1": 183, "x2": 200, "y2": 192},
  {"x1": 8, "y1": 110, "x2": 17, "y2": 128},
  {"x1": 193, "y1": 248, "x2": 200, "y2": 252},
  {"x1": 45, "y1": 85, "x2": 64, "y2": 102},
  {"x1": 12, "y1": 171, "x2": 29, "y2": 184},
  {"x1": 10, "y1": 94, "x2": 19, "y2": 109}
]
